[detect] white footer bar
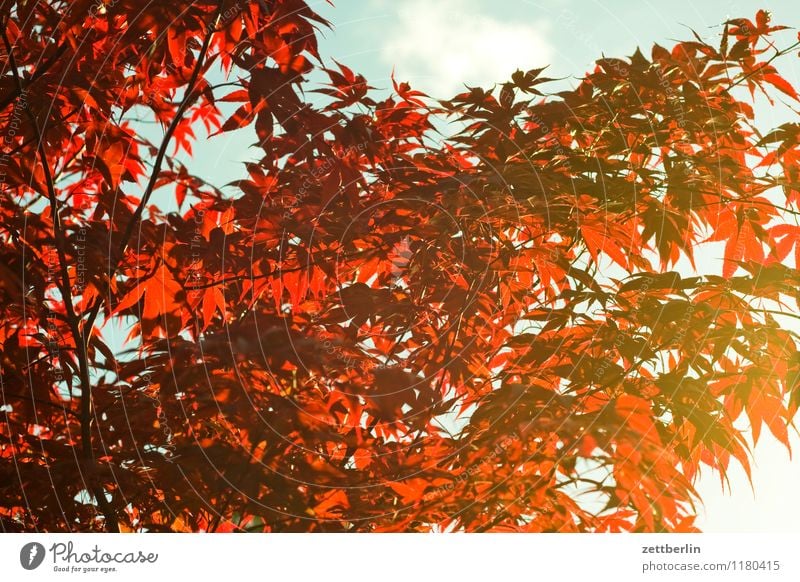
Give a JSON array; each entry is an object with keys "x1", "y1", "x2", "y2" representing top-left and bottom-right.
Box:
[{"x1": 2, "y1": 533, "x2": 797, "y2": 581}]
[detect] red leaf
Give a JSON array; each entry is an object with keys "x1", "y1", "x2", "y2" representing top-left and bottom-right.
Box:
[{"x1": 763, "y1": 73, "x2": 799, "y2": 100}]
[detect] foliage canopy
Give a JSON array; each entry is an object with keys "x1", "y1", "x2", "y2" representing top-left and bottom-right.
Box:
[{"x1": 1, "y1": 3, "x2": 799, "y2": 532}]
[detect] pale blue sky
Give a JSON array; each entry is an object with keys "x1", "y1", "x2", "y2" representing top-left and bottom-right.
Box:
[{"x1": 182, "y1": 0, "x2": 800, "y2": 187}]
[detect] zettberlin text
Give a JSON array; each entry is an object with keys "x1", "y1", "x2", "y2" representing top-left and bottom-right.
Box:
[{"x1": 642, "y1": 544, "x2": 701, "y2": 554}]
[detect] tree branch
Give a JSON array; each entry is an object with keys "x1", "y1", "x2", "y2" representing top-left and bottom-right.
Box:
[
  {"x1": 2, "y1": 22, "x2": 120, "y2": 533},
  {"x1": 83, "y1": 1, "x2": 225, "y2": 335}
]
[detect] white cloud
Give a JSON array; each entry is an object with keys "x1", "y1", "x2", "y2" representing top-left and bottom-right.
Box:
[{"x1": 379, "y1": 0, "x2": 553, "y2": 97}]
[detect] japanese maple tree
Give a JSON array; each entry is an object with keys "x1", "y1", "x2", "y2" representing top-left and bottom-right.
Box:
[{"x1": 1, "y1": 2, "x2": 799, "y2": 532}]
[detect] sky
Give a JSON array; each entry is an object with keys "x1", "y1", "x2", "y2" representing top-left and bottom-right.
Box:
[{"x1": 170, "y1": 0, "x2": 800, "y2": 531}]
